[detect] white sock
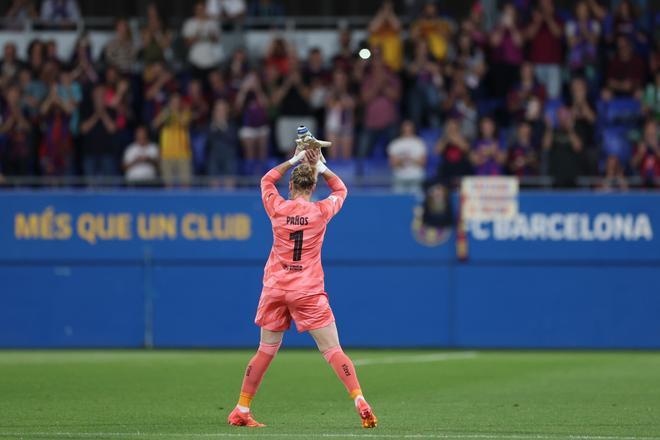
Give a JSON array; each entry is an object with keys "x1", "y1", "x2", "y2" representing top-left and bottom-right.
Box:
[
  {"x1": 236, "y1": 404, "x2": 250, "y2": 413},
  {"x1": 353, "y1": 395, "x2": 365, "y2": 407}
]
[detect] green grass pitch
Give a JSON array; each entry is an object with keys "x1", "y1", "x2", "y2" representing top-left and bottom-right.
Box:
[{"x1": 0, "y1": 350, "x2": 659, "y2": 439}]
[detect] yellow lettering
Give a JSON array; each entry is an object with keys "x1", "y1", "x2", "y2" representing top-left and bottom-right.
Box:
[
  {"x1": 212, "y1": 215, "x2": 228, "y2": 239},
  {"x1": 158, "y1": 214, "x2": 177, "y2": 239},
  {"x1": 234, "y1": 214, "x2": 251, "y2": 240},
  {"x1": 197, "y1": 215, "x2": 212, "y2": 240},
  {"x1": 15, "y1": 213, "x2": 39, "y2": 239},
  {"x1": 77, "y1": 214, "x2": 96, "y2": 245},
  {"x1": 55, "y1": 213, "x2": 72, "y2": 239},
  {"x1": 40, "y1": 206, "x2": 55, "y2": 239},
  {"x1": 117, "y1": 214, "x2": 132, "y2": 240},
  {"x1": 181, "y1": 214, "x2": 196, "y2": 240}
]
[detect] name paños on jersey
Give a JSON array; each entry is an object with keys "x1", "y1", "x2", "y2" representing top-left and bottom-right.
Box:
[{"x1": 286, "y1": 216, "x2": 309, "y2": 226}]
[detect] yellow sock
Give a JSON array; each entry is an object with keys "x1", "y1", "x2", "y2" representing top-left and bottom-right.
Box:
[
  {"x1": 238, "y1": 392, "x2": 253, "y2": 408},
  {"x1": 349, "y1": 389, "x2": 363, "y2": 401}
]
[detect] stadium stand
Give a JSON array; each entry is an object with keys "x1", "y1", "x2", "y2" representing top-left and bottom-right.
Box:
[{"x1": 0, "y1": 0, "x2": 656, "y2": 190}]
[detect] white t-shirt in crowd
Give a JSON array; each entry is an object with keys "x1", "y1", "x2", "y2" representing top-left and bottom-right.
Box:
[
  {"x1": 206, "y1": 0, "x2": 246, "y2": 19},
  {"x1": 123, "y1": 142, "x2": 159, "y2": 182},
  {"x1": 182, "y1": 17, "x2": 222, "y2": 68},
  {"x1": 387, "y1": 136, "x2": 427, "y2": 181}
]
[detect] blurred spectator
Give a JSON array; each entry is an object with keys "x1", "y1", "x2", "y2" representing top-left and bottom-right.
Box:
[
  {"x1": 104, "y1": 18, "x2": 136, "y2": 73},
  {"x1": 406, "y1": 40, "x2": 443, "y2": 129},
  {"x1": 455, "y1": 31, "x2": 486, "y2": 97},
  {"x1": 122, "y1": 125, "x2": 159, "y2": 184},
  {"x1": 325, "y1": 68, "x2": 355, "y2": 160},
  {"x1": 236, "y1": 71, "x2": 269, "y2": 161},
  {"x1": 507, "y1": 121, "x2": 539, "y2": 176},
  {"x1": 460, "y1": 1, "x2": 487, "y2": 45},
  {"x1": 57, "y1": 67, "x2": 82, "y2": 138},
  {"x1": 565, "y1": 1, "x2": 600, "y2": 82},
  {"x1": 602, "y1": 155, "x2": 629, "y2": 190},
  {"x1": 368, "y1": 1, "x2": 403, "y2": 72},
  {"x1": 39, "y1": 75, "x2": 74, "y2": 176},
  {"x1": 443, "y1": 75, "x2": 477, "y2": 140},
  {"x1": 569, "y1": 77, "x2": 597, "y2": 174},
  {"x1": 332, "y1": 29, "x2": 355, "y2": 73},
  {"x1": 248, "y1": 0, "x2": 284, "y2": 17},
  {"x1": 410, "y1": 2, "x2": 453, "y2": 62},
  {"x1": 507, "y1": 62, "x2": 547, "y2": 125},
  {"x1": 357, "y1": 51, "x2": 401, "y2": 157},
  {"x1": 208, "y1": 69, "x2": 231, "y2": 102},
  {"x1": 5, "y1": 0, "x2": 38, "y2": 27},
  {"x1": 272, "y1": 55, "x2": 315, "y2": 154},
  {"x1": 103, "y1": 67, "x2": 133, "y2": 148},
  {"x1": 387, "y1": 120, "x2": 426, "y2": 193},
  {"x1": 543, "y1": 107, "x2": 583, "y2": 187},
  {"x1": 186, "y1": 79, "x2": 210, "y2": 173},
  {"x1": 643, "y1": 71, "x2": 660, "y2": 119},
  {"x1": 0, "y1": 43, "x2": 23, "y2": 85},
  {"x1": 40, "y1": 0, "x2": 80, "y2": 26},
  {"x1": 603, "y1": 36, "x2": 647, "y2": 99},
  {"x1": 80, "y1": 85, "x2": 118, "y2": 176},
  {"x1": 304, "y1": 48, "x2": 330, "y2": 129},
  {"x1": 139, "y1": 2, "x2": 172, "y2": 66},
  {"x1": 183, "y1": 1, "x2": 222, "y2": 80},
  {"x1": 631, "y1": 119, "x2": 660, "y2": 187},
  {"x1": 153, "y1": 93, "x2": 192, "y2": 185},
  {"x1": 525, "y1": 0, "x2": 563, "y2": 99},
  {"x1": 70, "y1": 35, "x2": 99, "y2": 86},
  {"x1": 142, "y1": 62, "x2": 176, "y2": 125},
  {"x1": 226, "y1": 48, "x2": 249, "y2": 95},
  {"x1": 206, "y1": 0, "x2": 247, "y2": 24},
  {"x1": 264, "y1": 37, "x2": 291, "y2": 76},
  {"x1": 17, "y1": 68, "x2": 43, "y2": 120},
  {"x1": 435, "y1": 117, "x2": 472, "y2": 184},
  {"x1": 207, "y1": 99, "x2": 238, "y2": 183},
  {"x1": 27, "y1": 40, "x2": 45, "y2": 77},
  {"x1": 609, "y1": 0, "x2": 641, "y2": 43},
  {"x1": 489, "y1": 3, "x2": 524, "y2": 98},
  {"x1": 44, "y1": 39, "x2": 60, "y2": 65},
  {"x1": 0, "y1": 84, "x2": 33, "y2": 175},
  {"x1": 471, "y1": 116, "x2": 505, "y2": 175}
]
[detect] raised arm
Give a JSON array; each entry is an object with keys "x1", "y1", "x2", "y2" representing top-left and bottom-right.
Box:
[
  {"x1": 261, "y1": 149, "x2": 308, "y2": 217},
  {"x1": 314, "y1": 155, "x2": 348, "y2": 222}
]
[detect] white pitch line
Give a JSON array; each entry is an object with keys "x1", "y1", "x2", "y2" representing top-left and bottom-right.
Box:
[
  {"x1": 352, "y1": 351, "x2": 478, "y2": 366},
  {"x1": 0, "y1": 432, "x2": 658, "y2": 440}
]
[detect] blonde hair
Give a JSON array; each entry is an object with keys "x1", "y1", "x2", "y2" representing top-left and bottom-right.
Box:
[{"x1": 291, "y1": 163, "x2": 317, "y2": 193}]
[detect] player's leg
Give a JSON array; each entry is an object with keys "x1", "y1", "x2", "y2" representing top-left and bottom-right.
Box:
[
  {"x1": 309, "y1": 323, "x2": 378, "y2": 428},
  {"x1": 228, "y1": 328, "x2": 283, "y2": 427}
]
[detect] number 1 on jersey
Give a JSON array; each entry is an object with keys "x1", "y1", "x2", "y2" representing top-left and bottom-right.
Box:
[{"x1": 289, "y1": 230, "x2": 303, "y2": 261}]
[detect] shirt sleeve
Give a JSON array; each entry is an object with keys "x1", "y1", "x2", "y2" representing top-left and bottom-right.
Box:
[
  {"x1": 261, "y1": 168, "x2": 285, "y2": 218},
  {"x1": 317, "y1": 175, "x2": 348, "y2": 223}
]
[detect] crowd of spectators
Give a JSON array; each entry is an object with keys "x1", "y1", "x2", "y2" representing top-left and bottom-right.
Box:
[{"x1": 0, "y1": 0, "x2": 658, "y2": 190}]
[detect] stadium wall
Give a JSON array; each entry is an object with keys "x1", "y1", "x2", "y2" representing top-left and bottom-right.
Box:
[{"x1": 1, "y1": 190, "x2": 658, "y2": 349}]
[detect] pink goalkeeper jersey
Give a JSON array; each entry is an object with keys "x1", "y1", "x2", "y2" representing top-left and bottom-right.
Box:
[{"x1": 260, "y1": 169, "x2": 348, "y2": 292}]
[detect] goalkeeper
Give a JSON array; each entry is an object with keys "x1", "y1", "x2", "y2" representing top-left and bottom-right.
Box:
[{"x1": 227, "y1": 128, "x2": 377, "y2": 429}]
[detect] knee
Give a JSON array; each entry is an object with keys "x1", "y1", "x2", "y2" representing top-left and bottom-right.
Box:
[
  {"x1": 258, "y1": 340, "x2": 282, "y2": 357},
  {"x1": 321, "y1": 345, "x2": 343, "y2": 363}
]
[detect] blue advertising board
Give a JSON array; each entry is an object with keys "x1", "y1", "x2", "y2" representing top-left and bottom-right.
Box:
[{"x1": 0, "y1": 190, "x2": 658, "y2": 349}]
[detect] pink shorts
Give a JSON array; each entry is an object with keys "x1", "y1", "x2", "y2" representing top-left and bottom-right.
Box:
[{"x1": 254, "y1": 287, "x2": 335, "y2": 333}]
